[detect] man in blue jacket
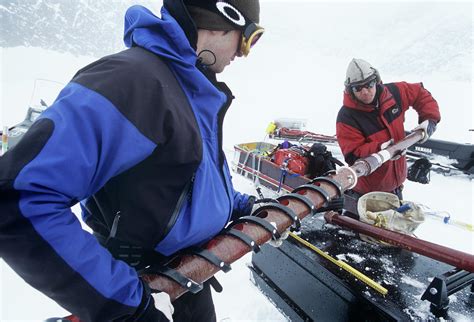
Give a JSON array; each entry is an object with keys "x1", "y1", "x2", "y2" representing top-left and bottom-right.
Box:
[{"x1": 0, "y1": 0, "x2": 263, "y2": 321}]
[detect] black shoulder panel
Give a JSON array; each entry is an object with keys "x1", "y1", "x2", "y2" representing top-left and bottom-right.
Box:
[
  {"x1": 337, "y1": 106, "x2": 383, "y2": 137},
  {"x1": 0, "y1": 118, "x2": 54, "y2": 188},
  {"x1": 73, "y1": 48, "x2": 203, "y2": 248},
  {"x1": 383, "y1": 83, "x2": 403, "y2": 124},
  {"x1": 72, "y1": 47, "x2": 199, "y2": 146},
  {"x1": 384, "y1": 83, "x2": 402, "y2": 106}
]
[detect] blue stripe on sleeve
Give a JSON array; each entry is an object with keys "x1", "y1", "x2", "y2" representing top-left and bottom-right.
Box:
[{"x1": 14, "y1": 82, "x2": 156, "y2": 306}]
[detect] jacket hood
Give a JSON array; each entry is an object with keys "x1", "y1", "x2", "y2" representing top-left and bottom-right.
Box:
[{"x1": 124, "y1": 5, "x2": 197, "y2": 67}]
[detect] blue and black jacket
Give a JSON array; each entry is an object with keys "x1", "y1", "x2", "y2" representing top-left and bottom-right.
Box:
[{"x1": 0, "y1": 4, "x2": 251, "y2": 321}]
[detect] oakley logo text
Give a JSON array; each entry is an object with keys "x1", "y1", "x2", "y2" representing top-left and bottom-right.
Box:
[{"x1": 216, "y1": 2, "x2": 246, "y2": 26}]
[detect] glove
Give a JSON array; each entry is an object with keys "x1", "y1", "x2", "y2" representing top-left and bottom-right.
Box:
[
  {"x1": 133, "y1": 279, "x2": 174, "y2": 322},
  {"x1": 267, "y1": 221, "x2": 289, "y2": 247},
  {"x1": 412, "y1": 119, "x2": 437, "y2": 143}
]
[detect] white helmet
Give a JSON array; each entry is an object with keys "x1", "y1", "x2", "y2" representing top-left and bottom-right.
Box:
[{"x1": 344, "y1": 58, "x2": 381, "y2": 88}]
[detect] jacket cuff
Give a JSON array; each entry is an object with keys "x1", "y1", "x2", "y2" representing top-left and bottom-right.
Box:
[{"x1": 231, "y1": 195, "x2": 256, "y2": 220}]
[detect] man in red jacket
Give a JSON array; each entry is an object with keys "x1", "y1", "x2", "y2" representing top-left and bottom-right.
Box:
[{"x1": 336, "y1": 58, "x2": 441, "y2": 203}]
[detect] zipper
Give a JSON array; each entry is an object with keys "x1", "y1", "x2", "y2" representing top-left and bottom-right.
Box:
[
  {"x1": 195, "y1": 64, "x2": 234, "y2": 223},
  {"x1": 216, "y1": 89, "x2": 234, "y2": 223},
  {"x1": 161, "y1": 173, "x2": 195, "y2": 238}
]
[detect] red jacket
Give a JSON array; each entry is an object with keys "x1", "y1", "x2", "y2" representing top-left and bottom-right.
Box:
[{"x1": 336, "y1": 82, "x2": 441, "y2": 194}]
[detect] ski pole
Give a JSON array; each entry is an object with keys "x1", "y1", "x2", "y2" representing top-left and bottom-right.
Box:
[
  {"x1": 424, "y1": 210, "x2": 473, "y2": 232},
  {"x1": 402, "y1": 204, "x2": 474, "y2": 232}
]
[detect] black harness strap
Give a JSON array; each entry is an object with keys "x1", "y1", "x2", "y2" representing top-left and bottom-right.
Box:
[
  {"x1": 233, "y1": 216, "x2": 281, "y2": 240},
  {"x1": 141, "y1": 266, "x2": 203, "y2": 294},
  {"x1": 277, "y1": 193, "x2": 316, "y2": 216},
  {"x1": 208, "y1": 276, "x2": 223, "y2": 293},
  {"x1": 223, "y1": 228, "x2": 261, "y2": 253},
  {"x1": 253, "y1": 203, "x2": 301, "y2": 231},
  {"x1": 254, "y1": 198, "x2": 279, "y2": 204},
  {"x1": 315, "y1": 196, "x2": 345, "y2": 213},
  {"x1": 309, "y1": 177, "x2": 343, "y2": 198},
  {"x1": 292, "y1": 184, "x2": 330, "y2": 206},
  {"x1": 187, "y1": 246, "x2": 231, "y2": 273}
]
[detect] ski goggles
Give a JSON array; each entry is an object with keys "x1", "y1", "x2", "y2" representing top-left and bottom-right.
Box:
[
  {"x1": 351, "y1": 79, "x2": 377, "y2": 92},
  {"x1": 186, "y1": 0, "x2": 265, "y2": 56},
  {"x1": 239, "y1": 23, "x2": 264, "y2": 56}
]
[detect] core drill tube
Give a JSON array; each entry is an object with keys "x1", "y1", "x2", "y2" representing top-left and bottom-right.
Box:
[
  {"x1": 145, "y1": 130, "x2": 430, "y2": 299},
  {"x1": 61, "y1": 131, "x2": 432, "y2": 319},
  {"x1": 142, "y1": 167, "x2": 357, "y2": 300},
  {"x1": 351, "y1": 131, "x2": 424, "y2": 177},
  {"x1": 324, "y1": 211, "x2": 474, "y2": 272}
]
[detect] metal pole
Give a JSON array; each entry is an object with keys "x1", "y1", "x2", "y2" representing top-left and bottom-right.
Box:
[
  {"x1": 324, "y1": 211, "x2": 474, "y2": 272},
  {"x1": 352, "y1": 131, "x2": 424, "y2": 177}
]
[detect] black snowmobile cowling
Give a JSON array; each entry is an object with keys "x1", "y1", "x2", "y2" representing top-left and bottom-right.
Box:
[{"x1": 406, "y1": 133, "x2": 474, "y2": 174}]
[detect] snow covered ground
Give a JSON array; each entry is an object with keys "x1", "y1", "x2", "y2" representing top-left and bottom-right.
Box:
[{"x1": 1, "y1": 0, "x2": 472, "y2": 321}]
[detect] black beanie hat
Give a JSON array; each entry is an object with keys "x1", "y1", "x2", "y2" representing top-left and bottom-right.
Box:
[{"x1": 185, "y1": 0, "x2": 260, "y2": 31}]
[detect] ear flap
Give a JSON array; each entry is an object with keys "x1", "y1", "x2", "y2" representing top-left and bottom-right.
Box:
[{"x1": 373, "y1": 67, "x2": 382, "y2": 83}]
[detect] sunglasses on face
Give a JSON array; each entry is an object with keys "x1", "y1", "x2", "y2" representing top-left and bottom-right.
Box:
[{"x1": 352, "y1": 80, "x2": 377, "y2": 92}]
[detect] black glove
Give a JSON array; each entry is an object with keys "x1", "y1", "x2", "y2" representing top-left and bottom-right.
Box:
[{"x1": 129, "y1": 279, "x2": 173, "y2": 322}]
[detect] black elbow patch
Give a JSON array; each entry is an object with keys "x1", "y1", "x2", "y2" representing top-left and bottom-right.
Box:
[{"x1": 0, "y1": 118, "x2": 54, "y2": 187}]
